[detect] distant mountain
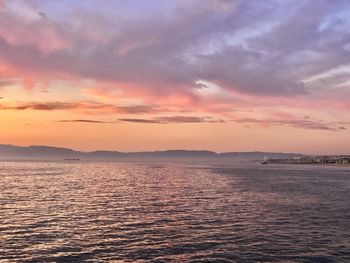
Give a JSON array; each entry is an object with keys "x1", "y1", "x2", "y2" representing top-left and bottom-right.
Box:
[
  {"x1": 85, "y1": 150, "x2": 217, "y2": 160},
  {"x1": 0, "y1": 144, "x2": 304, "y2": 161},
  {"x1": 219, "y1": 151, "x2": 304, "y2": 160},
  {"x1": 0, "y1": 144, "x2": 81, "y2": 160},
  {"x1": 127, "y1": 150, "x2": 218, "y2": 158}
]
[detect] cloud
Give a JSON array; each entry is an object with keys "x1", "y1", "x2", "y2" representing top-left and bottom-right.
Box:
[
  {"x1": 0, "y1": 101, "x2": 160, "y2": 114},
  {"x1": 0, "y1": 0, "x2": 349, "y2": 129},
  {"x1": 233, "y1": 117, "x2": 346, "y2": 131},
  {"x1": 38, "y1": 12, "x2": 47, "y2": 20},
  {"x1": 116, "y1": 105, "x2": 159, "y2": 114},
  {"x1": 0, "y1": 0, "x2": 349, "y2": 99},
  {"x1": 157, "y1": 116, "x2": 224, "y2": 123},
  {"x1": 120, "y1": 116, "x2": 224, "y2": 124},
  {"x1": 15, "y1": 102, "x2": 76, "y2": 110},
  {"x1": 118, "y1": 118, "x2": 161, "y2": 124},
  {"x1": 56, "y1": 119, "x2": 117, "y2": 124},
  {"x1": 0, "y1": 78, "x2": 17, "y2": 87}
]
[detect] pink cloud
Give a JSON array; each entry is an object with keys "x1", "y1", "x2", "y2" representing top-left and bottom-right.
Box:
[{"x1": 0, "y1": 0, "x2": 349, "y2": 126}]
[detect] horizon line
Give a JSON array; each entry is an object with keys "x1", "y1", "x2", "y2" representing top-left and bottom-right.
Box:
[{"x1": 2, "y1": 143, "x2": 349, "y2": 156}]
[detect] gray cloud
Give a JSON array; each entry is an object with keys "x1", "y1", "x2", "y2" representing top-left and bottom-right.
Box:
[
  {"x1": 56, "y1": 119, "x2": 117, "y2": 124},
  {"x1": 120, "y1": 116, "x2": 224, "y2": 124},
  {"x1": 118, "y1": 118, "x2": 161, "y2": 124},
  {"x1": 116, "y1": 105, "x2": 159, "y2": 114},
  {"x1": 0, "y1": 78, "x2": 17, "y2": 87},
  {"x1": 0, "y1": 102, "x2": 76, "y2": 110},
  {"x1": 0, "y1": 101, "x2": 160, "y2": 114},
  {"x1": 38, "y1": 12, "x2": 47, "y2": 20},
  {"x1": 234, "y1": 117, "x2": 347, "y2": 131}
]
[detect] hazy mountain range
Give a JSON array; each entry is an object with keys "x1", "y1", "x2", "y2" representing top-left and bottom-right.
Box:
[{"x1": 0, "y1": 144, "x2": 304, "y2": 161}]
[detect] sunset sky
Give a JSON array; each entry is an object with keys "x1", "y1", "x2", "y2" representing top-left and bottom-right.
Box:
[{"x1": 0, "y1": 0, "x2": 349, "y2": 154}]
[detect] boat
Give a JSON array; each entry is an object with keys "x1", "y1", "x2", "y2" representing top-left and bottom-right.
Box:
[{"x1": 261, "y1": 156, "x2": 268, "y2": 164}]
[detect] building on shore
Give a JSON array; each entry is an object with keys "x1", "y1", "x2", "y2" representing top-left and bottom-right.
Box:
[{"x1": 265, "y1": 155, "x2": 350, "y2": 165}]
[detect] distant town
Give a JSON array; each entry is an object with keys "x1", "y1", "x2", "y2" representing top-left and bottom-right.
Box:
[{"x1": 263, "y1": 155, "x2": 350, "y2": 165}]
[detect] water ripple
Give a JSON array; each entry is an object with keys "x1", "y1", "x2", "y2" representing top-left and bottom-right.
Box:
[{"x1": 0, "y1": 162, "x2": 349, "y2": 262}]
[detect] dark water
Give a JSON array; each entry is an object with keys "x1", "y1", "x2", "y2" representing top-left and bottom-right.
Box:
[{"x1": 0, "y1": 162, "x2": 349, "y2": 262}]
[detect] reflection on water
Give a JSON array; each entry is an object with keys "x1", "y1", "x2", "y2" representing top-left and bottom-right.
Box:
[{"x1": 0, "y1": 162, "x2": 349, "y2": 262}]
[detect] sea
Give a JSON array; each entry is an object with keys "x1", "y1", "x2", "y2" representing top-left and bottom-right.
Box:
[{"x1": 0, "y1": 161, "x2": 349, "y2": 262}]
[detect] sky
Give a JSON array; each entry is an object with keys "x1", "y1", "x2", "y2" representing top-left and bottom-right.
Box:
[{"x1": 0, "y1": 0, "x2": 349, "y2": 154}]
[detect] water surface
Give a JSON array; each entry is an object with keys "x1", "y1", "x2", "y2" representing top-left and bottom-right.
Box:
[{"x1": 0, "y1": 162, "x2": 349, "y2": 262}]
